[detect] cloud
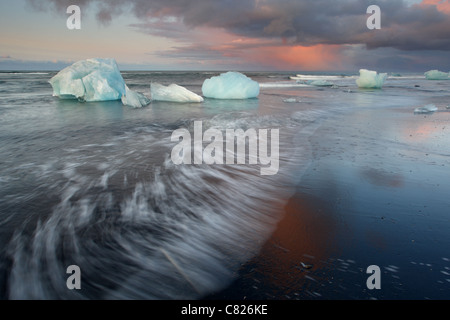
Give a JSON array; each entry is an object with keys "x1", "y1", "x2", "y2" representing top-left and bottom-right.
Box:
[
  {"x1": 420, "y1": 0, "x2": 450, "y2": 14},
  {"x1": 24, "y1": 0, "x2": 450, "y2": 70},
  {"x1": 342, "y1": 45, "x2": 450, "y2": 71},
  {"x1": 25, "y1": 0, "x2": 450, "y2": 51}
]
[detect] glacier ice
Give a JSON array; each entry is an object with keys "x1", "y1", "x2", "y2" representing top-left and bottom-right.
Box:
[
  {"x1": 49, "y1": 58, "x2": 149, "y2": 107},
  {"x1": 355, "y1": 69, "x2": 387, "y2": 89},
  {"x1": 121, "y1": 85, "x2": 150, "y2": 108},
  {"x1": 414, "y1": 104, "x2": 438, "y2": 114},
  {"x1": 49, "y1": 58, "x2": 126, "y2": 102},
  {"x1": 202, "y1": 72, "x2": 259, "y2": 99},
  {"x1": 283, "y1": 98, "x2": 299, "y2": 103},
  {"x1": 424, "y1": 70, "x2": 449, "y2": 80},
  {"x1": 306, "y1": 79, "x2": 333, "y2": 87},
  {"x1": 150, "y1": 83, "x2": 204, "y2": 103}
]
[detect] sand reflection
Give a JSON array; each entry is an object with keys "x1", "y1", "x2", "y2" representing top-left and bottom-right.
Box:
[{"x1": 240, "y1": 192, "x2": 339, "y2": 298}]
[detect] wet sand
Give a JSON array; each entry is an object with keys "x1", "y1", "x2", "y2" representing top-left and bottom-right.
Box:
[{"x1": 208, "y1": 103, "x2": 450, "y2": 300}]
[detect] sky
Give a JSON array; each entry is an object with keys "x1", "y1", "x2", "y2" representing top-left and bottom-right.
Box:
[{"x1": 0, "y1": 0, "x2": 450, "y2": 71}]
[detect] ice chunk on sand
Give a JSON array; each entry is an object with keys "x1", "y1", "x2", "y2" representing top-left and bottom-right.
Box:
[
  {"x1": 49, "y1": 58, "x2": 126, "y2": 102},
  {"x1": 355, "y1": 69, "x2": 387, "y2": 89},
  {"x1": 414, "y1": 104, "x2": 438, "y2": 114},
  {"x1": 283, "y1": 98, "x2": 299, "y2": 103},
  {"x1": 306, "y1": 80, "x2": 333, "y2": 87},
  {"x1": 121, "y1": 85, "x2": 150, "y2": 108},
  {"x1": 202, "y1": 72, "x2": 259, "y2": 99},
  {"x1": 424, "y1": 70, "x2": 449, "y2": 80},
  {"x1": 150, "y1": 83, "x2": 203, "y2": 103}
]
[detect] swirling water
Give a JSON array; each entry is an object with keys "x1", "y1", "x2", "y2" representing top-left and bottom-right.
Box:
[{"x1": 0, "y1": 71, "x2": 448, "y2": 299}]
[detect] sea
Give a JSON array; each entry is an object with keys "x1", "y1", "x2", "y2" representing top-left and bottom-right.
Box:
[{"x1": 0, "y1": 70, "x2": 449, "y2": 299}]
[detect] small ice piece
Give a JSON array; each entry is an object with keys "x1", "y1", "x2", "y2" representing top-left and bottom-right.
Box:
[
  {"x1": 307, "y1": 80, "x2": 333, "y2": 87},
  {"x1": 150, "y1": 83, "x2": 203, "y2": 102},
  {"x1": 414, "y1": 104, "x2": 438, "y2": 114},
  {"x1": 283, "y1": 98, "x2": 298, "y2": 103},
  {"x1": 49, "y1": 58, "x2": 126, "y2": 102},
  {"x1": 424, "y1": 70, "x2": 449, "y2": 80},
  {"x1": 300, "y1": 262, "x2": 313, "y2": 269},
  {"x1": 121, "y1": 85, "x2": 150, "y2": 108},
  {"x1": 355, "y1": 69, "x2": 388, "y2": 89},
  {"x1": 202, "y1": 71, "x2": 259, "y2": 99}
]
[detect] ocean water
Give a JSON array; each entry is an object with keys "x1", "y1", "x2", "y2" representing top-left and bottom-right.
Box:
[{"x1": 0, "y1": 71, "x2": 449, "y2": 299}]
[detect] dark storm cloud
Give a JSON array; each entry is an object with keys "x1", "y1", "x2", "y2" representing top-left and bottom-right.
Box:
[{"x1": 26, "y1": 0, "x2": 450, "y2": 51}]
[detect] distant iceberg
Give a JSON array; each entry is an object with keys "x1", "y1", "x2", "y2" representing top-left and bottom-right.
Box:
[
  {"x1": 356, "y1": 69, "x2": 387, "y2": 89},
  {"x1": 121, "y1": 85, "x2": 150, "y2": 108},
  {"x1": 306, "y1": 79, "x2": 333, "y2": 87},
  {"x1": 424, "y1": 70, "x2": 449, "y2": 80},
  {"x1": 414, "y1": 104, "x2": 438, "y2": 114},
  {"x1": 202, "y1": 72, "x2": 259, "y2": 99},
  {"x1": 151, "y1": 83, "x2": 203, "y2": 102},
  {"x1": 49, "y1": 58, "x2": 149, "y2": 107}
]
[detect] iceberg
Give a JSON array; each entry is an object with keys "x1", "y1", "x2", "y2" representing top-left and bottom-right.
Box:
[
  {"x1": 49, "y1": 58, "x2": 126, "y2": 102},
  {"x1": 49, "y1": 58, "x2": 150, "y2": 107},
  {"x1": 414, "y1": 104, "x2": 438, "y2": 114},
  {"x1": 355, "y1": 69, "x2": 387, "y2": 89},
  {"x1": 121, "y1": 85, "x2": 150, "y2": 108},
  {"x1": 424, "y1": 70, "x2": 449, "y2": 80},
  {"x1": 202, "y1": 72, "x2": 259, "y2": 99},
  {"x1": 150, "y1": 83, "x2": 203, "y2": 103},
  {"x1": 306, "y1": 80, "x2": 333, "y2": 87}
]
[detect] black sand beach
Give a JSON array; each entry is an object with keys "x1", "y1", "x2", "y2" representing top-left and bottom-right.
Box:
[
  {"x1": 1, "y1": 71, "x2": 449, "y2": 300},
  {"x1": 208, "y1": 103, "x2": 450, "y2": 300}
]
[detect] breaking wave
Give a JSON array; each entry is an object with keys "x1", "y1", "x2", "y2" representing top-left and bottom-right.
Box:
[{"x1": 1, "y1": 110, "x2": 321, "y2": 299}]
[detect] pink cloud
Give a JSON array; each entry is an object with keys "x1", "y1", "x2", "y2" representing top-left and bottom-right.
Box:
[{"x1": 419, "y1": 0, "x2": 450, "y2": 14}]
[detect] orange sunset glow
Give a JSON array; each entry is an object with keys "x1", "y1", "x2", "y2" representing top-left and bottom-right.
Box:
[
  {"x1": 246, "y1": 44, "x2": 344, "y2": 71},
  {"x1": 419, "y1": 0, "x2": 450, "y2": 13},
  {"x1": 1, "y1": 0, "x2": 450, "y2": 71}
]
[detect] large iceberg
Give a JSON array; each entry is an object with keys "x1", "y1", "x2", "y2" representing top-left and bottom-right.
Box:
[
  {"x1": 202, "y1": 72, "x2": 259, "y2": 99},
  {"x1": 424, "y1": 70, "x2": 449, "y2": 80},
  {"x1": 49, "y1": 58, "x2": 149, "y2": 107},
  {"x1": 355, "y1": 69, "x2": 387, "y2": 89},
  {"x1": 151, "y1": 83, "x2": 203, "y2": 102},
  {"x1": 49, "y1": 58, "x2": 126, "y2": 102}
]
